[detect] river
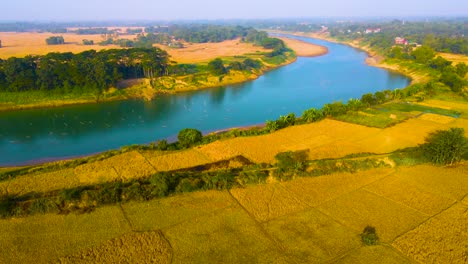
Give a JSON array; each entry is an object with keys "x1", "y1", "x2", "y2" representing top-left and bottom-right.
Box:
[{"x1": 0, "y1": 36, "x2": 410, "y2": 166}]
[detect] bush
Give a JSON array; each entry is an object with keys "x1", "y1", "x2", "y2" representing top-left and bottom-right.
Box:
[
  {"x1": 28, "y1": 198, "x2": 58, "y2": 214},
  {"x1": 361, "y1": 225, "x2": 379, "y2": 245},
  {"x1": 208, "y1": 58, "x2": 228, "y2": 75},
  {"x1": 421, "y1": 127, "x2": 468, "y2": 165},
  {"x1": 302, "y1": 108, "x2": 324, "y2": 122},
  {"x1": 178, "y1": 128, "x2": 203, "y2": 148},
  {"x1": 156, "y1": 139, "x2": 168, "y2": 150}
]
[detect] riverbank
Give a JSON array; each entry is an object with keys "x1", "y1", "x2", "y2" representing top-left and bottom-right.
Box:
[{"x1": 270, "y1": 30, "x2": 431, "y2": 85}]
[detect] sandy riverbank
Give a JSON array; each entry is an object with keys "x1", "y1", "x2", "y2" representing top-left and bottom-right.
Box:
[{"x1": 277, "y1": 37, "x2": 328, "y2": 57}]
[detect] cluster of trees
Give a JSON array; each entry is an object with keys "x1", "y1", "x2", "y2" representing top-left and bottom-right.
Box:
[
  {"x1": 421, "y1": 127, "x2": 468, "y2": 165},
  {"x1": 206, "y1": 58, "x2": 263, "y2": 76},
  {"x1": 73, "y1": 28, "x2": 115, "y2": 35},
  {"x1": 145, "y1": 25, "x2": 251, "y2": 43},
  {"x1": 45, "y1": 36, "x2": 64, "y2": 45},
  {"x1": 389, "y1": 45, "x2": 467, "y2": 93},
  {"x1": 0, "y1": 48, "x2": 169, "y2": 93},
  {"x1": 82, "y1": 39, "x2": 94, "y2": 45},
  {"x1": 326, "y1": 20, "x2": 467, "y2": 55}
]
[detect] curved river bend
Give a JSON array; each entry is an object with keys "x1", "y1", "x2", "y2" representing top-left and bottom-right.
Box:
[{"x1": 0, "y1": 36, "x2": 410, "y2": 166}]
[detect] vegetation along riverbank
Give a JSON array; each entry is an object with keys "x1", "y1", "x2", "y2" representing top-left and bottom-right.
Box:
[{"x1": 0, "y1": 26, "x2": 326, "y2": 112}]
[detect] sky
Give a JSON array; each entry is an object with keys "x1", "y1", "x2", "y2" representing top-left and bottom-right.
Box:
[{"x1": 2, "y1": 0, "x2": 467, "y2": 21}]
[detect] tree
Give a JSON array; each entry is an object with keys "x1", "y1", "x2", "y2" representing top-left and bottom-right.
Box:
[
  {"x1": 421, "y1": 127, "x2": 468, "y2": 165},
  {"x1": 208, "y1": 58, "x2": 227, "y2": 75},
  {"x1": 45, "y1": 36, "x2": 65, "y2": 45},
  {"x1": 411, "y1": 46, "x2": 435, "y2": 64},
  {"x1": 361, "y1": 226, "x2": 379, "y2": 245},
  {"x1": 178, "y1": 128, "x2": 203, "y2": 148},
  {"x1": 455, "y1": 62, "x2": 468, "y2": 77}
]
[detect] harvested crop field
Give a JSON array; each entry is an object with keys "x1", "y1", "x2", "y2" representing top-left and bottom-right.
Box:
[
  {"x1": 155, "y1": 39, "x2": 269, "y2": 63},
  {"x1": 0, "y1": 32, "x2": 125, "y2": 59},
  {"x1": 58, "y1": 231, "x2": 172, "y2": 264}
]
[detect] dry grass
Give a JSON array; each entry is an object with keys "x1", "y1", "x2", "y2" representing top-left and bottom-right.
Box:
[
  {"x1": 0, "y1": 206, "x2": 131, "y2": 263},
  {"x1": 283, "y1": 168, "x2": 394, "y2": 208},
  {"x1": 58, "y1": 231, "x2": 172, "y2": 264},
  {"x1": 141, "y1": 149, "x2": 212, "y2": 172},
  {"x1": 392, "y1": 202, "x2": 468, "y2": 264},
  {"x1": 277, "y1": 37, "x2": 328, "y2": 57},
  {"x1": 230, "y1": 183, "x2": 309, "y2": 222},
  {"x1": 263, "y1": 208, "x2": 360, "y2": 262},
  {"x1": 337, "y1": 245, "x2": 413, "y2": 264},
  {"x1": 155, "y1": 39, "x2": 269, "y2": 63},
  {"x1": 0, "y1": 32, "x2": 128, "y2": 59},
  {"x1": 394, "y1": 163, "x2": 468, "y2": 201},
  {"x1": 317, "y1": 189, "x2": 427, "y2": 242},
  {"x1": 0, "y1": 168, "x2": 78, "y2": 196},
  {"x1": 364, "y1": 176, "x2": 455, "y2": 216}
]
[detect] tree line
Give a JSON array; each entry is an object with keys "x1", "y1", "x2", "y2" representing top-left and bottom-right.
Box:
[{"x1": 0, "y1": 48, "x2": 169, "y2": 93}]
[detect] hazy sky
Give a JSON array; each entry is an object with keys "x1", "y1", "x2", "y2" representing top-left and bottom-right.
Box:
[{"x1": 3, "y1": 0, "x2": 467, "y2": 21}]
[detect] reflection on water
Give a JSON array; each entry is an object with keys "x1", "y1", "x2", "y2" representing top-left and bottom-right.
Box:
[{"x1": 0, "y1": 35, "x2": 410, "y2": 166}]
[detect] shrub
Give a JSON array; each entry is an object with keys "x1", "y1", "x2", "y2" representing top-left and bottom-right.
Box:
[
  {"x1": 28, "y1": 198, "x2": 59, "y2": 214},
  {"x1": 421, "y1": 127, "x2": 468, "y2": 165},
  {"x1": 156, "y1": 139, "x2": 168, "y2": 150},
  {"x1": 178, "y1": 128, "x2": 203, "y2": 148},
  {"x1": 302, "y1": 108, "x2": 324, "y2": 122},
  {"x1": 361, "y1": 225, "x2": 379, "y2": 245}
]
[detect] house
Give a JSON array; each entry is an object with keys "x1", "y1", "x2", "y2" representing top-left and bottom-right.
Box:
[
  {"x1": 365, "y1": 28, "x2": 381, "y2": 34},
  {"x1": 395, "y1": 37, "x2": 408, "y2": 45}
]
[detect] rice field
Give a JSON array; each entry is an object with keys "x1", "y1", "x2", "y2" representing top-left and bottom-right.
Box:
[
  {"x1": 316, "y1": 189, "x2": 427, "y2": 242},
  {"x1": 263, "y1": 208, "x2": 360, "y2": 262},
  {"x1": 58, "y1": 231, "x2": 172, "y2": 264},
  {"x1": 364, "y1": 176, "x2": 455, "y2": 216},
  {"x1": 0, "y1": 168, "x2": 79, "y2": 196},
  {"x1": 337, "y1": 245, "x2": 413, "y2": 264},
  {"x1": 393, "y1": 163, "x2": 468, "y2": 201},
  {"x1": 163, "y1": 206, "x2": 289, "y2": 263},
  {"x1": 141, "y1": 149, "x2": 213, "y2": 172},
  {"x1": 0, "y1": 206, "x2": 131, "y2": 263},
  {"x1": 282, "y1": 168, "x2": 394, "y2": 207},
  {"x1": 392, "y1": 202, "x2": 468, "y2": 264},
  {"x1": 230, "y1": 183, "x2": 309, "y2": 222},
  {"x1": 121, "y1": 190, "x2": 236, "y2": 232}
]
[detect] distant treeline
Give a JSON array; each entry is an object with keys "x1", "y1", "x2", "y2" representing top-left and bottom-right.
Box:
[
  {"x1": 329, "y1": 21, "x2": 467, "y2": 55},
  {"x1": 261, "y1": 19, "x2": 467, "y2": 55},
  {"x1": 0, "y1": 48, "x2": 169, "y2": 93}
]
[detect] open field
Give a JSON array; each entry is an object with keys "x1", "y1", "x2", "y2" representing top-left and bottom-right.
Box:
[
  {"x1": 277, "y1": 37, "x2": 328, "y2": 57},
  {"x1": 0, "y1": 32, "x2": 126, "y2": 59},
  {"x1": 438, "y1": 52, "x2": 468, "y2": 65},
  {"x1": 156, "y1": 39, "x2": 270, "y2": 63}
]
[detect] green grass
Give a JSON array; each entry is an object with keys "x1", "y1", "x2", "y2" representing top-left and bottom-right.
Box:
[{"x1": 335, "y1": 101, "x2": 461, "y2": 128}]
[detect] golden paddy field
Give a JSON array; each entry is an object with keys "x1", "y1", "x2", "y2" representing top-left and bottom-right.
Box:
[
  {"x1": 1, "y1": 98, "x2": 467, "y2": 262},
  {"x1": 1, "y1": 162, "x2": 467, "y2": 263}
]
